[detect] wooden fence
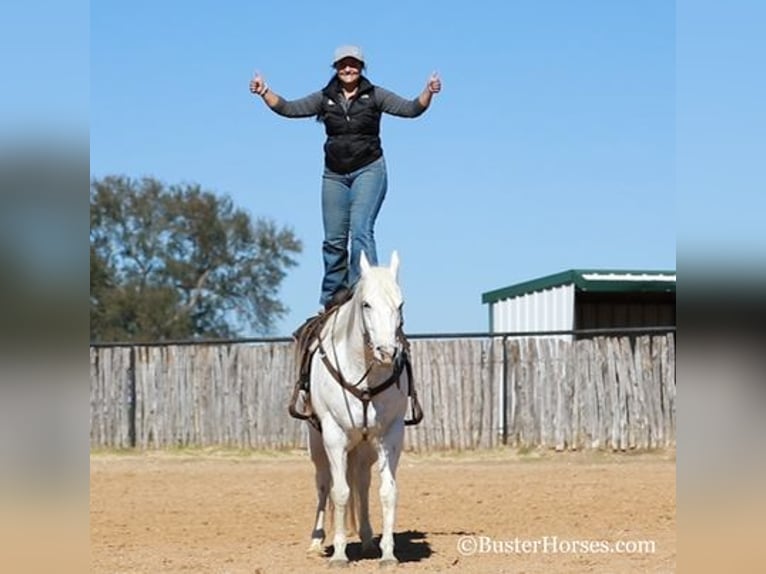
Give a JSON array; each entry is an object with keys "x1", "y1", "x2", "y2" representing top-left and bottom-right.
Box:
[{"x1": 90, "y1": 334, "x2": 675, "y2": 451}]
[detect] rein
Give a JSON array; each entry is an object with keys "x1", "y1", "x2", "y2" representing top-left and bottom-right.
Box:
[{"x1": 317, "y1": 307, "x2": 408, "y2": 440}]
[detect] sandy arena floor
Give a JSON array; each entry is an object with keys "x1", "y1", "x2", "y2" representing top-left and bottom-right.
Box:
[{"x1": 90, "y1": 449, "x2": 675, "y2": 573}]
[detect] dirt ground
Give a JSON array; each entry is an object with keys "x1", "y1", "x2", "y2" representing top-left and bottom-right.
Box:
[{"x1": 90, "y1": 448, "x2": 675, "y2": 573}]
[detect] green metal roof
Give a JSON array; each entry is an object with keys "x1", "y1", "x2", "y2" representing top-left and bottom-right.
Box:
[{"x1": 481, "y1": 269, "x2": 676, "y2": 304}]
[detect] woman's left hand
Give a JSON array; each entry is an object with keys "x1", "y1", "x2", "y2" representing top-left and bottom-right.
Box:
[{"x1": 426, "y1": 72, "x2": 442, "y2": 94}]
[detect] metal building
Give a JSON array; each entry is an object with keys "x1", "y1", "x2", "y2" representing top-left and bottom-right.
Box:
[{"x1": 482, "y1": 269, "x2": 676, "y2": 339}]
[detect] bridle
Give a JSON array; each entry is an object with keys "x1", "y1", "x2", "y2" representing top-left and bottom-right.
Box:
[{"x1": 317, "y1": 298, "x2": 407, "y2": 440}]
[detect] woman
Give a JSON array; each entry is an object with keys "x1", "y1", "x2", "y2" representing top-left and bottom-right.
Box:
[{"x1": 250, "y1": 45, "x2": 441, "y2": 310}]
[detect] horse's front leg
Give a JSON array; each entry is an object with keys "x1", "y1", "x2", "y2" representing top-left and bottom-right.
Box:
[
  {"x1": 378, "y1": 421, "x2": 404, "y2": 566},
  {"x1": 323, "y1": 422, "x2": 351, "y2": 566},
  {"x1": 307, "y1": 425, "x2": 330, "y2": 555}
]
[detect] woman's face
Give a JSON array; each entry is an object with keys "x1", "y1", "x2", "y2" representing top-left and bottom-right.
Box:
[{"x1": 334, "y1": 57, "x2": 363, "y2": 86}]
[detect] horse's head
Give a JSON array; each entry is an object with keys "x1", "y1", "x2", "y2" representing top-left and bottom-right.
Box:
[{"x1": 355, "y1": 250, "x2": 404, "y2": 365}]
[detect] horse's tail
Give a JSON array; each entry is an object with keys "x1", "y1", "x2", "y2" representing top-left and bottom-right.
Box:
[{"x1": 344, "y1": 449, "x2": 361, "y2": 537}]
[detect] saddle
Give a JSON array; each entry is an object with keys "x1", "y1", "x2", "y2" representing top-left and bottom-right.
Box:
[{"x1": 288, "y1": 294, "x2": 423, "y2": 432}]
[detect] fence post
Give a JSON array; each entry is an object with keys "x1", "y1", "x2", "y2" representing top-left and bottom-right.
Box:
[
  {"x1": 501, "y1": 335, "x2": 509, "y2": 445},
  {"x1": 128, "y1": 346, "x2": 136, "y2": 448}
]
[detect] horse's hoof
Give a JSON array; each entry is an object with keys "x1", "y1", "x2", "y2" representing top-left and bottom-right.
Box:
[
  {"x1": 306, "y1": 540, "x2": 324, "y2": 555},
  {"x1": 379, "y1": 558, "x2": 399, "y2": 568},
  {"x1": 328, "y1": 558, "x2": 349, "y2": 568}
]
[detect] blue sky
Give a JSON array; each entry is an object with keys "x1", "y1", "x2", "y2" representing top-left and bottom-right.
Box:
[{"x1": 90, "y1": 1, "x2": 677, "y2": 336}]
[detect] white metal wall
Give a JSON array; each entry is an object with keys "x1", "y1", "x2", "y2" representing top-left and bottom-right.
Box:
[{"x1": 490, "y1": 283, "x2": 575, "y2": 339}]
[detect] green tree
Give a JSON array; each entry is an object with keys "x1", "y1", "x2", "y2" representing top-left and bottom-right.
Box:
[{"x1": 90, "y1": 175, "x2": 301, "y2": 341}]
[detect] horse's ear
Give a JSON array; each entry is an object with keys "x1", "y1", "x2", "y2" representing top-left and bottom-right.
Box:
[
  {"x1": 390, "y1": 250, "x2": 400, "y2": 281},
  {"x1": 360, "y1": 251, "x2": 371, "y2": 274}
]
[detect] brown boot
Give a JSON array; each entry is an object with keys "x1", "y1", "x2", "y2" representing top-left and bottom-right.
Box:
[{"x1": 324, "y1": 287, "x2": 353, "y2": 312}]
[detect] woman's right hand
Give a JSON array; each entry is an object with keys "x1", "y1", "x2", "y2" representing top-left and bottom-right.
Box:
[{"x1": 249, "y1": 72, "x2": 267, "y2": 96}]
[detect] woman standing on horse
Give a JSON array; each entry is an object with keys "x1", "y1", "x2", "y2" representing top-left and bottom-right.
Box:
[{"x1": 250, "y1": 45, "x2": 441, "y2": 311}]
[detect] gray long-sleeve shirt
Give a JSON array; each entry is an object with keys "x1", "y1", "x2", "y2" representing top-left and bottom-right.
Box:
[
  {"x1": 272, "y1": 86, "x2": 426, "y2": 119},
  {"x1": 270, "y1": 78, "x2": 426, "y2": 172}
]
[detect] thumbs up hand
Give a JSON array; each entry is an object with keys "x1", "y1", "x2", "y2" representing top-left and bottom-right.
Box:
[
  {"x1": 426, "y1": 71, "x2": 442, "y2": 94},
  {"x1": 249, "y1": 71, "x2": 269, "y2": 96}
]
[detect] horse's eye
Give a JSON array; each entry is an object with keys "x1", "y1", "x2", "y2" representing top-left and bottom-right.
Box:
[{"x1": 362, "y1": 301, "x2": 372, "y2": 310}]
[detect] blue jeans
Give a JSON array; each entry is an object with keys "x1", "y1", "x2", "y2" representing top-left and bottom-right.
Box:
[{"x1": 320, "y1": 156, "x2": 388, "y2": 306}]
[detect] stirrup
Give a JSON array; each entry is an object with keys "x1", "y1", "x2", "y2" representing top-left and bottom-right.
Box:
[
  {"x1": 404, "y1": 390, "x2": 424, "y2": 426},
  {"x1": 287, "y1": 383, "x2": 322, "y2": 431},
  {"x1": 287, "y1": 384, "x2": 311, "y2": 420},
  {"x1": 399, "y1": 349, "x2": 423, "y2": 426}
]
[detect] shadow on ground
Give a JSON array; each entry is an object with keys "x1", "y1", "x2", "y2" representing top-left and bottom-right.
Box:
[{"x1": 326, "y1": 529, "x2": 433, "y2": 564}]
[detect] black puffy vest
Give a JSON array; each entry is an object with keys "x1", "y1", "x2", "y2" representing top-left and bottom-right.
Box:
[{"x1": 320, "y1": 76, "x2": 382, "y2": 174}]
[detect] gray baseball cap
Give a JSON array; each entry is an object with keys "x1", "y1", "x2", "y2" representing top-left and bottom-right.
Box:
[{"x1": 333, "y1": 45, "x2": 364, "y2": 65}]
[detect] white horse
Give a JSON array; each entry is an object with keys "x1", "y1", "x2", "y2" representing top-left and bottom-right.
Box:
[{"x1": 306, "y1": 250, "x2": 410, "y2": 567}]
